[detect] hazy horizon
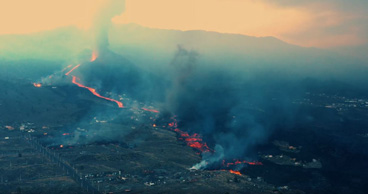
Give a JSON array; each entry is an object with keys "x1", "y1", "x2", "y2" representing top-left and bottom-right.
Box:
[
  {"x1": 1, "y1": 0, "x2": 368, "y2": 48},
  {"x1": 1, "y1": 1, "x2": 368, "y2": 194}
]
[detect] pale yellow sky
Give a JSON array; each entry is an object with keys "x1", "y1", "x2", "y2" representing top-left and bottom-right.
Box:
[{"x1": 0, "y1": 0, "x2": 366, "y2": 48}]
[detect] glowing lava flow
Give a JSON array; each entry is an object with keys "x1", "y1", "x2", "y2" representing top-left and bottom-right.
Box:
[
  {"x1": 33, "y1": 83, "x2": 42, "y2": 87},
  {"x1": 229, "y1": 170, "x2": 242, "y2": 176},
  {"x1": 72, "y1": 76, "x2": 123, "y2": 108},
  {"x1": 224, "y1": 159, "x2": 263, "y2": 167},
  {"x1": 64, "y1": 61, "x2": 124, "y2": 108},
  {"x1": 142, "y1": 108, "x2": 160, "y2": 113},
  {"x1": 167, "y1": 119, "x2": 212, "y2": 153},
  {"x1": 90, "y1": 51, "x2": 97, "y2": 62},
  {"x1": 65, "y1": 64, "x2": 80, "y2": 76},
  {"x1": 165, "y1": 117, "x2": 262, "y2": 175},
  {"x1": 175, "y1": 128, "x2": 211, "y2": 152}
]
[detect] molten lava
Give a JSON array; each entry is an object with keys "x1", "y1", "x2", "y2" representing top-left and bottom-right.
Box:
[
  {"x1": 166, "y1": 117, "x2": 262, "y2": 173},
  {"x1": 72, "y1": 76, "x2": 123, "y2": 108},
  {"x1": 225, "y1": 159, "x2": 263, "y2": 167},
  {"x1": 63, "y1": 58, "x2": 124, "y2": 109},
  {"x1": 229, "y1": 170, "x2": 242, "y2": 176},
  {"x1": 65, "y1": 64, "x2": 80, "y2": 76},
  {"x1": 90, "y1": 51, "x2": 97, "y2": 62},
  {"x1": 33, "y1": 83, "x2": 42, "y2": 87},
  {"x1": 167, "y1": 119, "x2": 212, "y2": 153},
  {"x1": 142, "y1": 108, "x2": 159, "y2": 113}
]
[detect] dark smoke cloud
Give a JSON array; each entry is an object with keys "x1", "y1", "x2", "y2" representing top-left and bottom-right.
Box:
[
  {"x1": 166, "y1": 46, "x2": 301, "y2": 168},
  {"x1": 22, "y1": 0, "x2": 366, "y2": 170}
]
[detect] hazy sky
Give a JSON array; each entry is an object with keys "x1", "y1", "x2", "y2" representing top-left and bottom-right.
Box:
[{"x1": 1, "y1": 0, "x2": 367, "y2": 48}]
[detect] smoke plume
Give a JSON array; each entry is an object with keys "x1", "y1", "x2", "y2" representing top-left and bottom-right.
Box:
[
  {"x1": 93, "y1": 0, "x2": 126, "y2": 56},
  {"x1": 166, "y1": 46, "x2": 300, "y2": 169}
]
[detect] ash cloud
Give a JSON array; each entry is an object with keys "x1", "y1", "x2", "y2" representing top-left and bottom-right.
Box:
[
  {"x1": 93, "y1": 0, "x2": 126, "y2": 55},
  {"x1": 69, "y1": 0, "x2": 149, "y2": 101},
  {"x1": 165, "y1": 46, "x2": 302, "y2": 168}
]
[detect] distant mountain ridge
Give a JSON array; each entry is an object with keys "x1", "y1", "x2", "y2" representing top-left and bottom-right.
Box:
[
  {"x1": 0, "y1": 23, "x2": 366, "y2": 84},
  {"x1": 0, "y1": 23, "x2": 311, "y2": 61}
]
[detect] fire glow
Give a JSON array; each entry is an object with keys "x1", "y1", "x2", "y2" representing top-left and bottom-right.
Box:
[
  {"x1": 72, "y1": 76, "x2": 124, "y2": 108},
  {"x1": 166, "y1": 117, "x2": 263, "y2": 174},
  {"x1": 167, "y1": 119, "x2": 212, "y2": 153},
  {"x1": 224, "y1": 159, "x2": 263, "y2": 167},
  {"x1": 229, "y1": 170, "x2": 242, "y2": 176},
  {"x1": 63, "y1": 57, "x2": 124, "y2": 108},
  {"x1": 65, "y1": 64, "x2": 81, "y2": 76},
  {"x1": 142, "y1": 108, "x2": 159, "y2": 113},
  {"x1": 90, "y1": 51, "x2": 97, "y2": 62},
  {"x1": 33, "y1": 83, "x2": 42, "y2": 88},
  {"x1": 38, "y1": 48, "x2": 262, "y2": 175}
]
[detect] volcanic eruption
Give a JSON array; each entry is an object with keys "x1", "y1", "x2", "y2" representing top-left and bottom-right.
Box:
[
  {"x1": 59, "y1": 0, "x2": 145, "y2": 108},
  {"x1": 32, "y1": 0, "x2": 265, "y2": 176}
]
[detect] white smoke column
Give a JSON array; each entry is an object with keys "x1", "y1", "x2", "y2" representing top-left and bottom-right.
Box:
[
  {"x1": 190, "y1": 145, "x2": 225, "y2": 170},
  {"x1": 93, "y1": 0, "x2": 126, "y2": 56}
]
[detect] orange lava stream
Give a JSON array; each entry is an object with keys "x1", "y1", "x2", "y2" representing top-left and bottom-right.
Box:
[
  {"x1": 142, "y1": 108, "x2": 160, "y2": 113},
  {"x1": 91, "y1": 51, "x2": 97, "y2": 62},
  {"x1": 64, "y1": 61, "x2": 124, "y2": 108},
  {"x1": 33, "y1": 83, "x2": 42, "y2": 87},
  {"x1": 167, "y1": 119, "x2": 213, "y2": 153},
  {"x1": 229, "y1": 170, "x2": 242, "y2": 176},
  {"x1": 61, "y1": 64, "x2": 73, "y2": 72},
  {"x1": 166, "y1": 118, "x2": 262, "y2": 172},
  {"x1": 225, "y1": 159, "x2": 263, "y2": 167},
  {"x1": 65, "y1": 64, "x2": 81, "y2": 76},
  {"x1": 72, "y1": 76, "x2": 123, "y2": 108}
]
